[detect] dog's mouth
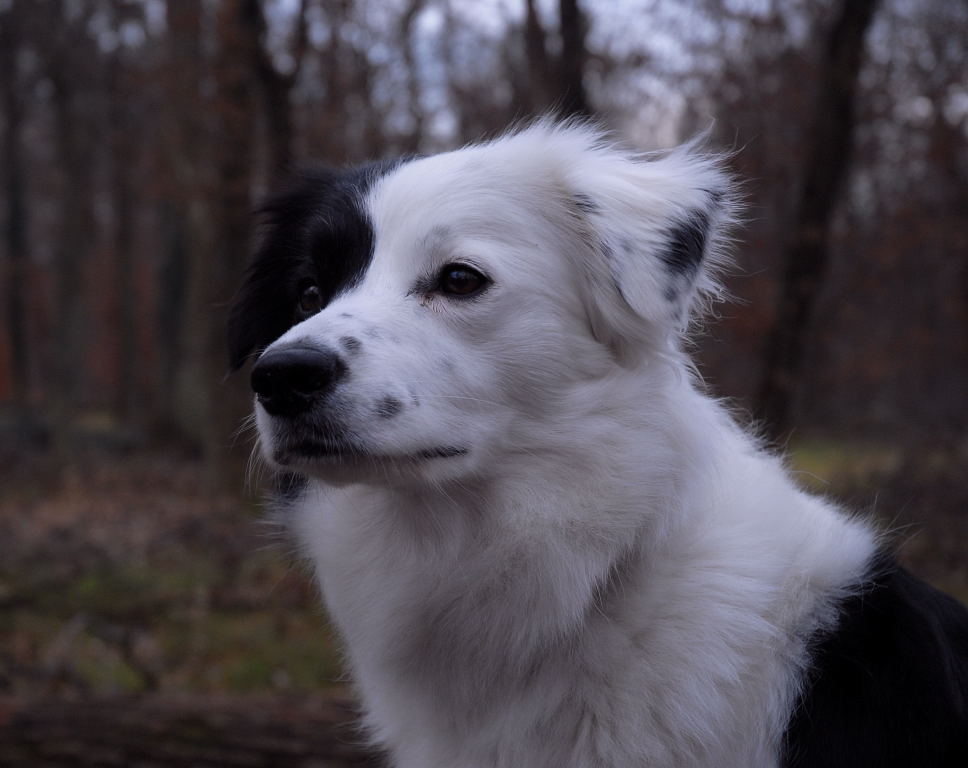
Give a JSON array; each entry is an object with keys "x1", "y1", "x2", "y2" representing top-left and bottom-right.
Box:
[{"x1": 271, "y1": 438, "x2": 468, "y2": 466}]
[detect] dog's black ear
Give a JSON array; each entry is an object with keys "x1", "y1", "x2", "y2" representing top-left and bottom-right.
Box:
[
  {"x1": 227, "y1": 172, "x2": 333, "y2": 372},
  {"x1": 227, "y1": 159, "x2": 408, "y2": 371},
  {"x1": 226, "y1": 259, "x2": 297, "y2": 372},
  {"x1": 564, "y1": 138, "x2": 738, "y2": 346}
]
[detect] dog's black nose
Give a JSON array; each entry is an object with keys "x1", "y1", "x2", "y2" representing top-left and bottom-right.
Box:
[{"x1": 251, "y1": 345, "x2": 347, "y2": 417}]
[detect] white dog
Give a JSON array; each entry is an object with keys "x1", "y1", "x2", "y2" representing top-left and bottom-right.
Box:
[{"x1": 228, "y1": 122, "x2": 968, "y2": 768}]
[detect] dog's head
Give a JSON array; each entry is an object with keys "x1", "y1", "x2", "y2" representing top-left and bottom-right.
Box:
[{"x1": 228, "y1": 122, "x2": 736, "y2": 484}]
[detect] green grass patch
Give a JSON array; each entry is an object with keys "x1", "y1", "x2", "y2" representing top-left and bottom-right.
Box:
[
  {"x1": 3, "y1": 603, "x2": 345, "y2": 695},
  {"x1": 786, "y1": 439, "x2": 902, "y2": 494},
  {"x1": 1, "y1": 549, "x2": 345, "y2": 696},
  {"x1": 162, "y1": 609, "x2": 344, "y2": 693}
]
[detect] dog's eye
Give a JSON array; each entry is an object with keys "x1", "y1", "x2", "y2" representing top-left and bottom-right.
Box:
[
  {"x1": 438, "y1": 264, "x2": 489, "y2": 298},
  {"x1": 296, "y1": 281, "x2": 323, "y2": 318}
]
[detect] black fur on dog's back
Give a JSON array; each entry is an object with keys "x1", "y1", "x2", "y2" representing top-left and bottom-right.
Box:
[{"x1": 783, "y1": 555, "x2": 968, "y2": 767}]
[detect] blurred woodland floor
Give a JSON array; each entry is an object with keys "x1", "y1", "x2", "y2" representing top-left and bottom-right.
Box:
[
  {"x1": 0, "y1": 451, "x2": 382, "y2": 765},
  {"x1": 0, "y1": 442, "x2": 965, "y2": 765}
]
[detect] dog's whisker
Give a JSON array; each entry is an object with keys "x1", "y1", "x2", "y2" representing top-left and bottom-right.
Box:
[
  {"x1": 244, "y1": 439, "x2": 268, "y2": 494},
  {"x1": 231, "y1": 413, "x2": 259, "y2": 444}
]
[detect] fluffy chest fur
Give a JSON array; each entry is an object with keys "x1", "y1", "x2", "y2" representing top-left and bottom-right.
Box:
[{"x1": 289, "y1": 382, "x2": 875, "y2": 768}]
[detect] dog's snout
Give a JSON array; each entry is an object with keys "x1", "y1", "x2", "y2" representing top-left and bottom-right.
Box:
[{"x1": 251, "y1": 345, "x2": 347, "y2": 416}]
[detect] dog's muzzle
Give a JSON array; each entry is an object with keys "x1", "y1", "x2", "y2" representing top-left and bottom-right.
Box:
[{"x1": 250, "y1": 344, "x2": 347, "y2": 417}]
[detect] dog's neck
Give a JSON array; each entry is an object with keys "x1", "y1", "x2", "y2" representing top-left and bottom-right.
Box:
[{"x1": 289, "y1": 373, "x2": 877, "y2": 767}]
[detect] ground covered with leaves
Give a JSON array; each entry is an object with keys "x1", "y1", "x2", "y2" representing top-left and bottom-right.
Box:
[
  {"x1": 0, "y1": 452, "x2": 378, "y2": 765},
  {"x1": 0, "y1": 455, "x2": 342, "y2": 698},
  {"x1": 0, "y1": 443, "x2": 964, "y2": 765}
]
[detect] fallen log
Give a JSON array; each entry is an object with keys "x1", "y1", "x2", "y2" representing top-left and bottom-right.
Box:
[{"x1": 0, "y1": 694, "x2": 384, "y2": 767}]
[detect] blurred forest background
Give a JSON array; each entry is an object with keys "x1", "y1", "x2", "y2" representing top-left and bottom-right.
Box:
[{"x1": 0, "y1": 0, "x2": 966, "y2": 764}]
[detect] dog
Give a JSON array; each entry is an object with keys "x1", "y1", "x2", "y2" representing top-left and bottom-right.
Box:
[{"x1": 228, "y1": 122, "x2": 968, "y2": 767}]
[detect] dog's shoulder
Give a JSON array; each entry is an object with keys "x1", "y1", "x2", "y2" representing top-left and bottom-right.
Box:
[{"x1": 783, "y1": 552, "x2": 968, "y2": 768}]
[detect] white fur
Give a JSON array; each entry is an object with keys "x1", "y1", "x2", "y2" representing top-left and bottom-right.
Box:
[{"x1": 255, "y1": 123, "x2": 877, "y2": 767}]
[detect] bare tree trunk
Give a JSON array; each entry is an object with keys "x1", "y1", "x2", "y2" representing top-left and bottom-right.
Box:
[
  {"x1": 45, "y1": 7, "x2": 97, "y2": 457},
  {"x1": 399, "y1": 0, "x2": 427, "y2": 153},
  {"x1": 108, "y1": 45, "x2": 139, "y2": 430},
  {"x1": 213, "y1": 0, "x2": 257, "y2": 315},
  {"x1": 243, "y1": 0, "x2": 309, "y2": 178},
  {"x1": 355, "y1": 50, "x2": 385, "y2": 158},
  {"x1": 155, "y1": 200, "x2": 189, "y2": 440},
  {"x1": 756, "y1": 0, "x2": 880, "y2": 442},
  {"x1": 49, "y1": 79, "x2": 85, "y2": 455},
  {"x1": 441, "y1": 3, "x2": 469, "y2": 140},
  {"x1": 207, "y1": 0, "x2": 258, "y2": 480},
  {"x1": 557, "y1": 0, "x2": 590, "y2": 118},
  {"x1": 524, "y1": 0, "x2": 552, "y2": 114},
  {"x1": 157, "y1": 0, "x2": 209, "y2": 448},
  {"x1": 0, "y1": 1, "x2": 30, "y2": 425},
  {"x1": 318, "y1": 0, "x2": 351, "y2": 160}
]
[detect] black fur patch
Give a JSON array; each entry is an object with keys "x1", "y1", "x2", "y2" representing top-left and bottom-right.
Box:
[
  {"x1": 416, "y1": 446, "x2": 468, "y2": 459},
  {"x1": 782, "y1": 554, "x2": 968, "y2": 767},
  {"x1": 227, "y1": 158, "x2": 408, "y2": 371},
  {"x1": 339, "y1": 335, "x2": 363, "y2": 354},
  {"x1": 660, "y1": 210, "x2": 709, "y2": 280},
  {"x1": 375, "y1": 396, "x2": 403, "y2": 419},
  {"x1": 572, "y1": 193, "x2": 599, "y2": 213}
]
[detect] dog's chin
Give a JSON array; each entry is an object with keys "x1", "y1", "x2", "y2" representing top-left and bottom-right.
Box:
[{"x1": 264, "y1": 437, "x2": 470, "y2": 484}]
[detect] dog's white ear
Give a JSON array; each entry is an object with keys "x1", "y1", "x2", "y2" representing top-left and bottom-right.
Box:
[{"x1": 561, "y1": 134, "x2": 737, "y2": 345}]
